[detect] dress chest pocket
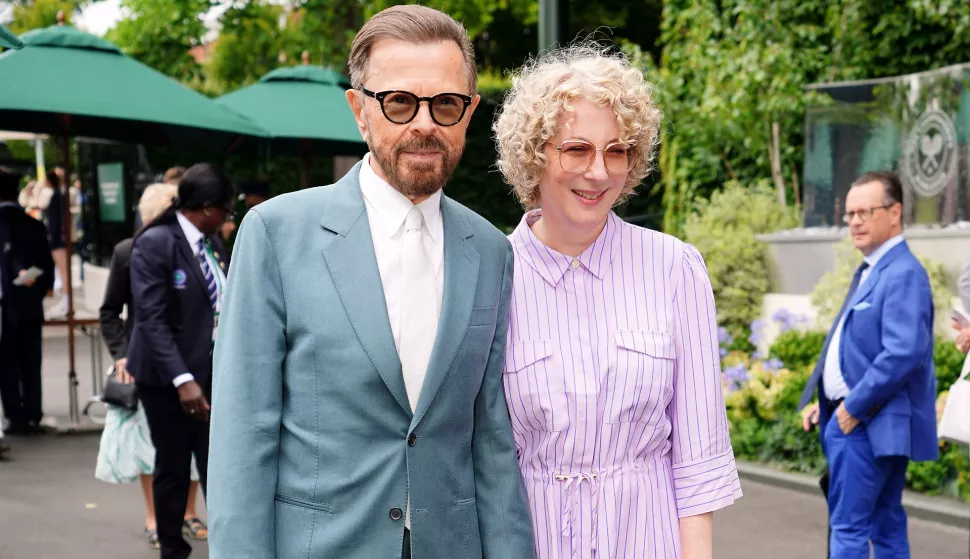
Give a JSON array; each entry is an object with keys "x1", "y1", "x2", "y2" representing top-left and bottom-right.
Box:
[
  {"x1": 503, "y1": 339, "x2": 568, "y2": 432},
  {"x1": 606, "y1": 330, "x2": 675, "y2": 424}
]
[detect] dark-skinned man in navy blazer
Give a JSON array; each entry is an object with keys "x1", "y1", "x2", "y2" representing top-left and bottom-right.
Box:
[{"x1": 127, "y1": 163, "x2": 233, "y2": 559}]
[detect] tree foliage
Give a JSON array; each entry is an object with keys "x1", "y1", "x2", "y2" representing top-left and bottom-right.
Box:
[
  {"x1": 654, "y1": 0, "x2": 970, "y2": 235},
  {"x1": 105, "y1": 0, "x2": 210, "y2": 84},
  {"x1": 9, "y1": 0, "x2": 970, "y2": 235},
  {"x1": 202, "y1": 0, "x2": 286, "y2": 95},
  {"x1": 5, "y1": 0, "x2": 75, "y2": 33}
]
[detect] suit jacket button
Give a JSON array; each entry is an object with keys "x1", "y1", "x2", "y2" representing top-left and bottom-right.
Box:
[
  {"x1": 407, "y1": 433, "x2": 417, "y2": 446},
  {"x1": 389, "y1": 507, "x2": 403, "y2": 521}
]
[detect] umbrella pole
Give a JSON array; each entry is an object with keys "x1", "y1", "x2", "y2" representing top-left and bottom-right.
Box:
[
  {"x1": 301, "y1": 139, "x2": 311, "y2": 189},
  {"x1": 60, "y1": 127, "x2": 80, "y2": 427}
]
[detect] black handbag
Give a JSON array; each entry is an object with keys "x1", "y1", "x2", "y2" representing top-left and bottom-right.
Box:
[{"x1": 101, "y1": 367, "x2": 139, "y2": 411}]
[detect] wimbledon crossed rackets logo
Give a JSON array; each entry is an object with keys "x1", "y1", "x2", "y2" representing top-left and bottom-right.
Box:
[{"x1": 903, "y1": 109, "x2": 958, "y2": 198}]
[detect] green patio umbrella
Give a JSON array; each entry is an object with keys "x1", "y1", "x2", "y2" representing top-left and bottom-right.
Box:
[
  {"x1": 217, "y1": 58, "x2": 365, "y2": 188},
  {"x1": 0, "y1": 22, "x2": 267, "y2": 429},
  {"x1": 0, "y1": 24, "x2": 23, "y2": 50},
  {"x1": 0, "y1": 24, "x2": 265, "y2": 152}
]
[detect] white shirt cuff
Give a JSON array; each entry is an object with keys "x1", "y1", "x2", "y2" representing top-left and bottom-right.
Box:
[{"x1": 172, "y1": 373, "x2": 195, "y2": 388}]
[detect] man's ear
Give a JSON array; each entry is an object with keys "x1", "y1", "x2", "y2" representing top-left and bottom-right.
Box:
[
  {"x1": 891, "y1": 202, "x2": 903, "y2": 226},
  {"x1": 346, "y1": 89, "x2": 369, "y2": 142}
]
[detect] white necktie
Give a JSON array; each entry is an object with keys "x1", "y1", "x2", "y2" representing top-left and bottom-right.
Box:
[{"x1": 399, "y1": 206, "x2": 439, "y2": 412}]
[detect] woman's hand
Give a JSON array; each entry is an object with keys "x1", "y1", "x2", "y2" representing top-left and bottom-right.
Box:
[
  {"x1": 115, "y1": 358, "x2": 133, "y2": 384},
  {"x1": 957, "y1": 328, "x2": 970, "y2": 354}
]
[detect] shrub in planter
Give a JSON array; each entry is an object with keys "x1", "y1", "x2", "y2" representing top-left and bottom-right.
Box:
[
  {"x1": 935, "y1": 338, "x2": 964, "y2": 394},
  {"x1": 906, "y1": 442, "x2": 970, "y2": 501},
  {"x1": 758, "y1": 410, "x2": 827, "y2": 474},
  {"x1": 724, "y1": 316, "x2": 970, "y2": 501},
  {"x1": 685, "y1": 181, "x2": 799, "y2": 351},
  {"x1": 768, "y1": 331, "x2": 964, "y2": 396},
  {"x1": 769, "y1": 329, "x2": 826, "y2": 372}
]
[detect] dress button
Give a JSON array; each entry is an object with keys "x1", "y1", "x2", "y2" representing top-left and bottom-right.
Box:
[
  {"x1": 389, "y1": 507, "x2": 403, "y2": 521},
  {"x1": 408, "y1": 433, "x2": 417, "y2": 446},
  {"x1": 570, "y1": 258, "x2": 580, "y2": 270}
]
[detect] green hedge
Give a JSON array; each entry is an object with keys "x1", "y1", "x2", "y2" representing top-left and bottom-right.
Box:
[
  {"x1": 444, "y1": 81, "x2": 523, "y2": 233},
  {"x1": 725, "y1": 326, "x2": 970, "y2": 503}
]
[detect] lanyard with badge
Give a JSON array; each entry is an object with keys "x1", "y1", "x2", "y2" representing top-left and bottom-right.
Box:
[{"x1": 203, "y1": 240, "x2": 224, "y2": 343}]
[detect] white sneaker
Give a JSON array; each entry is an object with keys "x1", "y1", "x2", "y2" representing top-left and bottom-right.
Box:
[{"x1": 47, "y1": 300, "x2": 68, "y2": 318}]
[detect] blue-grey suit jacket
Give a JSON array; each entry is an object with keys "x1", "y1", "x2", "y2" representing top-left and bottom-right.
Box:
[{"x1": 207, "y1": 164, "x2": 535, "y2": 558}]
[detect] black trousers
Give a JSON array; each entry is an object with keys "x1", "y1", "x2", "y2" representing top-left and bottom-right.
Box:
[
  {"x1": 403, "y1": 528, "x2": 411, "y2": 559},
  {"x1": 138, "y1": 382, "x2": 210, "y2": 559},
  {"x1": 0, "y1": 310, "x2": 43, "y2": 425},
  {"x1": 820, "y1": 470, "x2": 831, "y2": 558}
]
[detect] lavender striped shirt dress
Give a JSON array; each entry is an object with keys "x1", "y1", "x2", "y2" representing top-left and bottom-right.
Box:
[{"x1": 504, "y1": 210, "x2": 742, "y2": 559}]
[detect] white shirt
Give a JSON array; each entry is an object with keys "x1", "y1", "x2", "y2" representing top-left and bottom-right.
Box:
[
  {"x1": 361, "y1": 153, "x2": 444, "y2": 530},
  {"x1": 359, "y1": 153, "x2": 444, "y2": 353},
  {"x1": 172, "y1": 211, "x2": 227, "y2": 388},
  {"x1": 823, "y1": 234, "x2": 905, "y2": 401}
]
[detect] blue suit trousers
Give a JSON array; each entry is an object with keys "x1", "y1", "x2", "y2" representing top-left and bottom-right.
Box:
[{"x1": 824, "y1": 417, "x2": 909, "y2": 558}]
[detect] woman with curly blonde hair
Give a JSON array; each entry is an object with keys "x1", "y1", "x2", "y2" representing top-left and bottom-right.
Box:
[{"x1": 494, "y1": 44, "x2": 742, "y2": 558}]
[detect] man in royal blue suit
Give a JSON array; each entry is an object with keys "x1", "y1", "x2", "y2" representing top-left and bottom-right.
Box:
[{"x1": 800, "y1": 170, "x2": 938, "y2": 558}]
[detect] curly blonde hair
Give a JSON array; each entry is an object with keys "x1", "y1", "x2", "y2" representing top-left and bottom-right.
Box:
[
  {"x1": 138, "y1": 183, "x2": 177, "y2": 225},
  {"x1": 493, "y1": 43, "x2": 663, "y2": 209}
]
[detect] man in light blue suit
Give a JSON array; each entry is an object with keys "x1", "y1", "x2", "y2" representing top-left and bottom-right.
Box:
[
  {"x1": 800, "y1": 171, "x2": 937, "y2": 558},
  {"x1": 207, "y1": 5, "x2": 534, "y2": 559}
]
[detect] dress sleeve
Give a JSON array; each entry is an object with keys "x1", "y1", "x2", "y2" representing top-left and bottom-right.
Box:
[{"x1": 667, "y1": 243, "x2": 743, "y2": 518}]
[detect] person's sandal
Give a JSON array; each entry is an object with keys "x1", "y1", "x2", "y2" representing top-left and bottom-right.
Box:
[
  {"x1": 145, "y1": 528, "x2": 160, "y2": 549},
  {"x1": 182, "y1": 517, "x2": 208, "y2": 541}
]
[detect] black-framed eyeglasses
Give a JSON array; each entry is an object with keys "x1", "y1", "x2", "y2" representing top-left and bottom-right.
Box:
[
  {"x1": 207, "y1": 203, "x2": 235, "y2": 223},
  {"x1": 842, "y1": 204, "x2": 895, "y2": 224},
  {"x1": 359, "y1": 87, "x2": 473, "y2": 126},
  {"x1": 552, "y1": 140, "x2": 636, "y2": 174}
]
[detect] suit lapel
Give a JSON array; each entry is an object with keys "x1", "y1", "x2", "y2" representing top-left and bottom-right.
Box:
[
  {"x1": 801, "y1": 241, "x2": 907, "y2": 410},
  {"x1": 170, "y1": 221, "x2": 208, "y2": 294},
  {"x1": 847, "y1": 241, "x2": 908, "y2": 309},
  {"x1": 411, "y1": 197, "x2": 480, "y2": 428},
  {"x1": 321, "y1": 165, "x2": 410, "y2": 416},
  {"x1": 849, "y1": 267, "x2": 880, "y2": 308}
]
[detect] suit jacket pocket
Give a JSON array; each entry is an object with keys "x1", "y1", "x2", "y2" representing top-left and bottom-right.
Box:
[
  {"x1": 451, "y1": 497, "x2": 483, "y2": 558},
  {"x1": 468, "y1": 306, "x2": 498, "y2": 327},
  {"x1": 275, "y1": 493, "x2": 332, "y2": 513},
  {"x1": 274, "y1": 494, "x2": 329, "y2": 558}
]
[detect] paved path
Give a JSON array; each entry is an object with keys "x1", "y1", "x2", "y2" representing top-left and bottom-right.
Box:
[
  {"x1": 5, "y1": 334, "x2": 967, "y2": 557},
  {"x1": 1, "y1": 433, "x2": 967, "y2": 559}
]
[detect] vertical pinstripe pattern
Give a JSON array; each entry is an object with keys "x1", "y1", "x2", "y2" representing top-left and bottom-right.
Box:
[
  {"x1": 196, "y1": 239, "x2": 219, "y2": 312},
  {"x1": 505, "y1": 211, "x2": 742, "y2": 559}
]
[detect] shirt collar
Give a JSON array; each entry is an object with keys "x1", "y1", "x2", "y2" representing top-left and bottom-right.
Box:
[
  {"x1": 510, "y1": 209, "x2": 623, "y2": 286},
  {"x1": 864, "y1": 234, "x2": 905, "y2": 270},
  {"x1": 359, "y1": 153, "x2": 442, "y2": 244},
  {"x1": 176, "y1": 211, "x2": 205, "y2": 254}
]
